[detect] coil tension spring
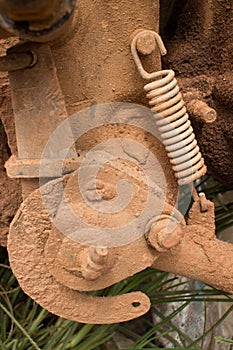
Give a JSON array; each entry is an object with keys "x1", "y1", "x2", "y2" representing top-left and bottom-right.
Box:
[{"x1": 131, "y1": 30, "x2": 207, "y2": 185}]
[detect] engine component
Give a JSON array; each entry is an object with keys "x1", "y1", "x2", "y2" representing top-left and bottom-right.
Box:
[{"x1": 131, "y1": 30, "x2": 207, "y2": 185}]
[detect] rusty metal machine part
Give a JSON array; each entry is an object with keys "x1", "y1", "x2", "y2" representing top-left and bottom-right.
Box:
[
  {"x1": 8, "y1": 166, "x2": 176, "y2": 323},
  {"x1": 3, "y1": 0, "x2": 233, "y2": 325},
  {"x1": 9, "y1": 170, "x2": 233, "y2": 324},
  {"x1": 0, "y1": 0, "x2": 76, "y2": 41},
  {"x1": 131, "y1": 30, "x2": 207, "y2": 185},
  {"x1": 8, "y1": 187, "x2": 151, "y2": 324},
  {"x1": 6, "y1": 0, "x2": 166, "y2": 323},
  {"x1": 6, "y1": 42, "x2": 78, "y2": 198}
]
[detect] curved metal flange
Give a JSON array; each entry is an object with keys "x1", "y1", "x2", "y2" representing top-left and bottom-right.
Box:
[
  {"x1": 43, "y1": 167, "x2": 180, "y2": 292},
  {"x1": 7, "y1": 179, "x2": 151, "y2": 324},
  {"x1": 45, "y1": 227, "x2": 156, "y2": 292},
  {"x1": 8, "y1": 227, "x2": 150, "y2": 324},
  {"x1": 7, "y1": 160, "x2": 183, "y2": 323},
  {"x1": 8, "y1": 168, "x2": 179, "y2": 323}
]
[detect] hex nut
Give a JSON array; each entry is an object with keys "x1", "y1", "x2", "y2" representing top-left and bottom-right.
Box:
[{"x1": 147, "y1": 217, "x2": 183, "y2": 252}]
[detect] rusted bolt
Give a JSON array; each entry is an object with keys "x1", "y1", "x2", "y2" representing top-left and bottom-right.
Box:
[
  {"x1": 187, "y1": 99, "x2": 217, "y2": 123},
  {"x1": 81, "y1": 247, "x2": 109, "y2": 281},
  {"x1": 136, "y1": 31, "x2": 157, "y2": 56},
  {"x1": 199, "y1": 192, "x2": 208, "y2": 212},
  {"x1": 146, "y1": 216, "x2": 183, "y2": 253}
]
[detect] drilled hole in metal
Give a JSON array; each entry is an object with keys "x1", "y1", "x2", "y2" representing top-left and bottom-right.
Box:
[{"x1": 132, "y1": 302, "x2": 141, "y2": 308}]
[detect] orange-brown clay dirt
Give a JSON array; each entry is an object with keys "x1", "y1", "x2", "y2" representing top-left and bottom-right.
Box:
[
  {"x1": 162, "y1": 0, "x2": 233, "y2": 186},
  {"x1": 0, "y1": 0, "x2": 233, "y2": 241},
  {"x1": 1, "y1": 0, "x2": 233, "y2": 325}
]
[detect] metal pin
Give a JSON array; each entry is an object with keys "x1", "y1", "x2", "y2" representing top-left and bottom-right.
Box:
[{"x1": 199, "y1": 192, "x2": 208, "y2": 212}]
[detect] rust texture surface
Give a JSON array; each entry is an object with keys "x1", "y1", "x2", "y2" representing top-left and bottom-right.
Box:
[
  {"x1": 8, "y1": 169, "x2": 233, "y2": 323},
  {"x1": 2, "y1": 0, "x2": 233, "y2": 324},
  {"x1": 8, "y1": 42, "x2": 77, "y2": 198},
  {"x1": 8, "y1": 174, "x2": 153, "y2": 324}
]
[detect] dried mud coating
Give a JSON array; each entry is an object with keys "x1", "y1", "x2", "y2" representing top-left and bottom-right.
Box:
[
  {"x1": 8, "y1": 173, "x2": 154, "y2": 324},
  {"x1": 44, "y1": 166, "x2": 179, "y2": 292},
  {"x1": 51, "y1": 0, "x2": 160, "y2": 114},
  {"x1": 154, "y1": 199, "x2": 233, "y2": 294},
  {"x1": 0, "y1": 0, "x2": 162, "y2": 242},
  {"x1": 0, "y1": 37, "x2": 20, "y2": 155},
  {"x1": 9, "y1": 168, "x2": 233, "y2": 315},
  {"x1": 0, "y1": 128, "x2": 21, "y2": 246},
  {"x1": 163, "y1": 0, "x2": 233, "y2": 186},
  {"x1": 0, "y1": 38, "x2": 21, "y2": 246}
]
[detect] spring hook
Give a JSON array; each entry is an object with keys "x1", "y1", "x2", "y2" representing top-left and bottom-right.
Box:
[{"x1": 131, "y1": 30, "x2": 207, "y2": 185}]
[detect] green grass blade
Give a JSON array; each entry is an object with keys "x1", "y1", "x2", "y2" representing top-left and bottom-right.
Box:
[{"x1": 0, "y1": 301, "x2": 41, "y2": 350}]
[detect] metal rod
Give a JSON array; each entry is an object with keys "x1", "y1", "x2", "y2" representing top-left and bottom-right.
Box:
[{"x1": 0, "y1": 51, "x2": 36, "y2": 72}]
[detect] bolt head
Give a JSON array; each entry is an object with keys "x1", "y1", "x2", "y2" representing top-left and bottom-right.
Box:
[
  {"x1": 147, "y1": 218, "x2": 183, "y2": 252},
  {"x1": 136, "y1": 32, "x2": 156, "y2": 55}
]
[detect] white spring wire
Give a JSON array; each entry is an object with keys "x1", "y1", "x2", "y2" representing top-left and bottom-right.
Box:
[{"x1": 131, "y1": 31, "x2": 207, "y2": 185}]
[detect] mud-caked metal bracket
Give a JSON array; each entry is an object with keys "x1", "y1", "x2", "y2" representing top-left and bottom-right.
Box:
[
  {"x1": 8, "y1": 168, "x2": 233, "y2": 324},
  {"x1": 5, "y1": 42, "x2": 78, "y2": 198},
  {"x1": 5, "y1": 30, "x2": 233, "y2": 325},
  {"x1": 4, "y1": 41, "x2": 160, "y2": 323}
]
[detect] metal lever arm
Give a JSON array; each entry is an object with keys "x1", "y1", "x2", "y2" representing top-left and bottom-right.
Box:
[{"x1": 154, "y1": 197, "x2": 233, "y2": 293}]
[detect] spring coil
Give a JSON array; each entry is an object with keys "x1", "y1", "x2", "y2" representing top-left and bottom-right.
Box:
[
  {"x1": 131, "y1": 30, "x2": 207, "y2": 185},
  {"x1": 144, "y1": 70, "x2": 207, "y2": 185}
]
